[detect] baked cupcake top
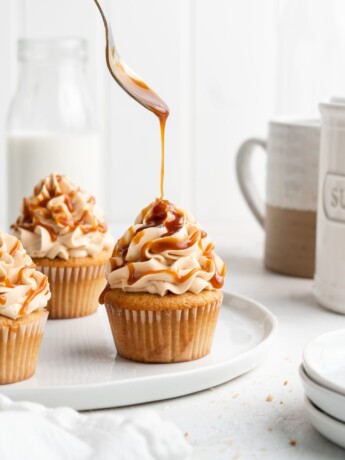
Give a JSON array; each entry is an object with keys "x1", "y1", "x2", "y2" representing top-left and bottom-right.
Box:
[
  {"x1": 0, "y1": 231, "x2": 50, "y2": 319},
  {"x1": 105, "y1": 198, "x2": 226, "y2": 296},
  {"x1": 11, "y1": 174, "x2": 113, "y2": 260}
]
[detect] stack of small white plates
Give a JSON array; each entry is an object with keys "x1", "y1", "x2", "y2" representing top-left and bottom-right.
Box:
[{"x1": 300, "y1": 329, "x2": 345, "y2": 449}]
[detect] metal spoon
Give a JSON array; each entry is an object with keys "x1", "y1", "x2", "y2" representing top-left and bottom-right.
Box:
[{"x1": 93, "y1": 0, "x2": 169, "y2": 117}]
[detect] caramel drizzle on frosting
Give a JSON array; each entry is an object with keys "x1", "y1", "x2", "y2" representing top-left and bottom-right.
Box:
[
  {"x1": 9, "y1": 239, "x2": 20, "y2": 256},
  {"x1": 11, "y1": 174, "x2": 108, "y2": 241},
  {"x1": 0, "y1": 275, "x2": 14, "y2": 289},
  {"x1": 112, "y1": 199, "x2": 186, "y2": 269},
  {"x1": 0, "y1": 234, "x2": 48, "y2": 316},
  {"x1": 0, "y1": 238, "x2": 33, "y2": 289},
  {"x1": 19, "y1": 276, "x2": 48, "y2": 316},
  {"x1": 106, "y1": 198, "x2": 225, "y2": 291}
]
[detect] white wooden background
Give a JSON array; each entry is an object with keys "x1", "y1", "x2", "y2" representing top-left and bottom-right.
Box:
[{"x1": 1, "y1": 0, "x2": 345, "y2": 232}]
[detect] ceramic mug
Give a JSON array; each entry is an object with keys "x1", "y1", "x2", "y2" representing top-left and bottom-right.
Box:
[
  {"x1": 314, "y1": 101, "x2": 345, "y2": 313},
  {"x1": 236, "y1": 117, "x2": 320, "y2": 278}
]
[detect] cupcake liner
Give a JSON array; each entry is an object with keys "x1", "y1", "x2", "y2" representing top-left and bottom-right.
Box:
[
  {"x1": 0, "y1": 311, "x2": 48, "y2": 384},
  {"x1": 105, "y1": 299, "x2": 221, "y2": 363},
  {"x1": 38, "y1": 264, "x2": 106, "y2": 319}
]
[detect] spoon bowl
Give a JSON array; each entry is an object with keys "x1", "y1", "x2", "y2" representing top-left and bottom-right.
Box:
[{"x1": 93, "y1": 0, "x2": 169, "y2": 117}]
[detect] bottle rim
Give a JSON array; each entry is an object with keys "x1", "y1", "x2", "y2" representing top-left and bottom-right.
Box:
[{"x1": 18, "y1": 37, "x2": 88, "y2": 62}]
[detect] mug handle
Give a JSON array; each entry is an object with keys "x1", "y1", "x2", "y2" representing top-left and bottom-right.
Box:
[{"x1": 236, "y1": 138, "x2": 267, "y2": 228}]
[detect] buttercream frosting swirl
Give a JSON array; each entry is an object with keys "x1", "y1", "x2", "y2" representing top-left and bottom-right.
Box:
[
  {"x1": 105, "y1": 199, "x2": 226, "y2": 296},
  {"x1": 12, "y1": 174, "x2": 113, "y2": 260},
  {"x1": 0, "y1": 231, "x2": 50, "y2": 319}
]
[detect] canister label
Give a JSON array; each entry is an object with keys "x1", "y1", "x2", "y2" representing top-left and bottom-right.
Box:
[{"x1": 323, "y1": 173, "x2": 345, "y2": 222}]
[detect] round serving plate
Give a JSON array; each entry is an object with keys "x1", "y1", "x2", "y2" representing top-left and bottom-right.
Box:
[
  {"x1": 305, "y1": 397, "x2": 345, "y2": 450},
  {"x1": 0, "y1": 292, "x2": 277, "y2": 410},
  {"x1": 299, "y1": 365, "x2": 345, "y2": 423},
  {"x1": 303, "y1": 329, "x2": 345, "y2": 396}
]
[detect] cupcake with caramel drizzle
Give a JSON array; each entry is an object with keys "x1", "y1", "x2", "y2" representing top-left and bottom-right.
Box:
[
  {"x1": 0, "y1": 231, "x2": 50, "y2": 383},
  {"x1": 12, "y1": 174, "x2": 113, "y2": 319},
  {"x1": 101, "y1": 198, "x2": 226, "y2": 363}
]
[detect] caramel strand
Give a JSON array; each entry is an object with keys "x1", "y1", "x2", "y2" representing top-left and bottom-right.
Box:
[{"x1": 19, "y1": 277, "x2": 48, "y2": 316}]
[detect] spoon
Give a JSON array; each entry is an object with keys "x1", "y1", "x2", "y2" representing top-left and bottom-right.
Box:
[{"x1": 93, "y1": 0, "x2": 169, "y2": 118}]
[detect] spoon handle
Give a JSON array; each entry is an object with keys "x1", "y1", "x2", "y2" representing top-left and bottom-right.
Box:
[{"x1": 93, "y1": 0, "x2": 116, "y2": 50}]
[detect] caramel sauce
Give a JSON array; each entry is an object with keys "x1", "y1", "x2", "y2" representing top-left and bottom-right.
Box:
[
  {"x1": 114, "y1": 199, "x2": 185, "y2": 267},
  {"x1": 9, "y1": 239, "x2": 20, "y2": 256},
  {"x1": 133, "y1": 230, "x2": 145, "y2": 245},
  {"x1": 19, "y1": 277, "x2": 48, "y2": 316},
  {"x1": 105, "y1": 40, "x2": 169, "y2": 198},
  {"x1": 0, "y1": 296, "x2": 5, "y2": 306},
  {"x1": 127, "y1": 263, "x2": 201, "y2": 286},
  {"x1": 16, "y1": 222, "x2": 58, "y2": 242},
  {"x1": 15, "y1": 264, "x2": 35, "y2": 285},
  {"x1": 108, "y1": 197, "x2": 225, "y2": 290},
  {"x1": 210, "y1": 265, "x2": 226, "y2": 289},
  {"x1": 0, "y1": 263, "x2": 36, "y2": 292},
  {"x1": 64, "y1": 194, "x2": 74, "y2": 212},
  {"x1": 159, "y1": 116, "x2": 167, "y2": 198},
  {"x1": 96, "y1": 13, "x2": 226, "y2": 291},
  {"x1": 0, "y1": 276, "x2": 14, "y2": 289},
  {"x1": 203, "y1": 242, "x2": 215, "y2": 259},
  {"x1": 80, "y1": 222, "x2": 107, "y2": 235},
  {"x1": 140, "y1": 230, "x2": 199, "y2": 260},
  {"x1": 145, "y1": 199, "x2": 184, "y2": 236},
  {"x1": 12, "y1": 175, "x2": 107, "y2": 241}
]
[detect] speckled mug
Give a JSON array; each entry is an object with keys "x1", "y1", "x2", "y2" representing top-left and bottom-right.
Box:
[{"x1": 236, "y1": 117, "x2": 320, "y2": 278}]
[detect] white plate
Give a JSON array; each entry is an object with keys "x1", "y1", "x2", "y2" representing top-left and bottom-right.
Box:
[
  {"x1": 305, "y1": 397, "x2": 345, "y2": 449},
  {"x1": 299, "y1": 364, "x2": 345, "y2": 423},
  {"x1": 0, "y1": 292, "x2": 277, "y2": 410},
  {"x1": 303, "y1": 329, "x2": 345, "y2": 396}
]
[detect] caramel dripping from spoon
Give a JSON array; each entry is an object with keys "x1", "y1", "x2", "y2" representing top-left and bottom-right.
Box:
[{"x1": 93, "y1": 0, "x2": 169, "y2": 197}]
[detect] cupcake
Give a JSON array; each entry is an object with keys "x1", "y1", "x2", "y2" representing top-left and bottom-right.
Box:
[
  {"x1": 101, "y1": 198, "x2": 226, "y2": 363},
  {"x1": 11, "y1": 174, "x2": 113, "y2": 319},
  {"x1": 0, "y1": 231, "x2": 50, "y2": 384}
]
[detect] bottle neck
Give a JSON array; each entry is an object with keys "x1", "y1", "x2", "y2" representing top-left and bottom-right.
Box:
[
  {"x1": 19, "y1": 58, "x2": 86, "y2": 81},
  {"x1": 8, "y1": 58, "x2": 96, "y2": 133}
]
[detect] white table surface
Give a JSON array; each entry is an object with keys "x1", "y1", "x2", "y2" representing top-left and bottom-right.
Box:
[{"x1": 99, "y1": 224, "x2": 345, "y2": 460}]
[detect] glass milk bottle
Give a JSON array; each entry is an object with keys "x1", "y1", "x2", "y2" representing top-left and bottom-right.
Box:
[{"x1": 7, "y1": 38, "x2": 102, "y2": 226}]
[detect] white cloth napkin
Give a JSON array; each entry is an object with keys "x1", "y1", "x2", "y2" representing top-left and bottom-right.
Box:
[{"x1": 0, "y1": 395, "x2": 191, "y2": 460}]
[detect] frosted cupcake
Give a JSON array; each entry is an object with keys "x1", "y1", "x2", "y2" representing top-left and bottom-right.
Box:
[
  {"x1": 0, "y1": 231, "x2": 50, "y2": 384},
  {"x1": 101, "y1": 198, "x2": 226, "y2": 363},
  {"x1": 12, "y1": 174, "x2": 113, "y2": 319}
]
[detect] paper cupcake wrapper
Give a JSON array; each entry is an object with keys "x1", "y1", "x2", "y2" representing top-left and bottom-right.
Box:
[
  {"x1": 0, "y1": 312, "x2": 48, "y2": 384},
  {"x1": 105, "y1": 299, "x2": 221, "y2": 363},
  {"x1": 38, "y1": 264, "x2": 106, "y2": 319}
]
